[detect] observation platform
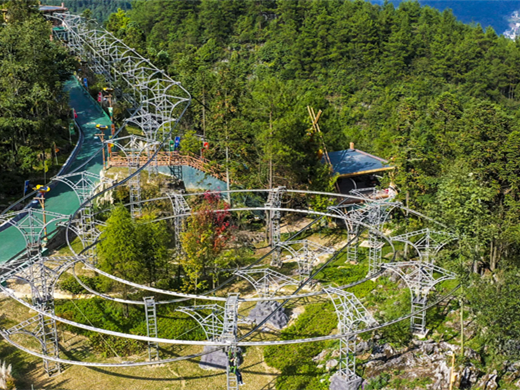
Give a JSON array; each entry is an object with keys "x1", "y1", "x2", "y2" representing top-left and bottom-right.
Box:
[{"x1": 108, "y1": 151, "x2": 227, "y2": 182}]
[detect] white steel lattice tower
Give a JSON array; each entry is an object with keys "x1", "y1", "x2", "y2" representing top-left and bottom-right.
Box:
[
  {"x1": 265, "y1": 187, "x2": 286, "y2": 266},
  {"x1": 324, "y1": 287, "x2": 376, "y2": 390},
  {"x1": 179, "y1": 294, "x2": 241, "y2": 390},
  {"x1": 54, "y1": 172, "x2": 101, "y2": 260},
  {"x1": 328, "y1": 202, "x2": 362, "y2": 264},
  {"x1": 169, "y1": 192, "x2": 191, "y2": 253},
  {"x1": 387, "y1": 229, "x2": 457, "y2": 335},
  {"x1": 288, "y1": 240, "x2": 335, "y2": 280},
  {"x1": 0, "y1": 256, "x2": 83, "y2": 376},
  {"x1": 222, "y1": 294, "x2": 240, "y2": 390},
  {"x1": 143, "y1": 296, "x2": 159, "y2": 361}
]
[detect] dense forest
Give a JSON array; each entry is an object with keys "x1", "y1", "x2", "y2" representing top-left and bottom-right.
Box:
[
  {"x1": 104, "y1": 0, "x2": 520, "y2": 358},
  {"x1": 107, "y1": 0, "x2": 520, "y2": 262},
  {"x1": 40, "y1": 0, "x2": 131, "y2": 22},
  {"x1": 0, "y1": 0, "x2": 75, "y2": 201}
]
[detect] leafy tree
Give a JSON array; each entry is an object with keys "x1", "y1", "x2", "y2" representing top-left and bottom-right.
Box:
[
  {"x1": 179, "y1": 192, "x2": 233, "y2": 291},
  {"x1": 0, "y1": 1, "x2": 74, "y2": 198},
  {"x1": 468, "y1": 269, "x2": 520, "y2": 359},
  {"x1": 97, "y1": 205, "x2": 145, "y2": 295},
  {"x1": 97, "y1": 205, "x2": 171, "y2": 293}
]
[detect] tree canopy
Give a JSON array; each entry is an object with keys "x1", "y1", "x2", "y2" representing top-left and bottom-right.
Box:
[{"x1": 0, "y1": 0, "x2": 74, "y2": 199}]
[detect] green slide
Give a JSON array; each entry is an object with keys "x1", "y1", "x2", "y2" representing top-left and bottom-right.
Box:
[{"x1": 0, "y1": 78, "x2": 111, "y2": 263}]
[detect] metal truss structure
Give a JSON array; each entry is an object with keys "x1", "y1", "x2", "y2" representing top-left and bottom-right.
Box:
[
  {"x1": 0, "y1": 13, "x2": 462, "y2": 370},
  {"x1": 178, "y1": 294, "x2": 241, "y2": 390},
  {"x1": 328, "y1": 190, "x2": 397, "y2": 272},
  {"x1": 177, "y1": 304, "x2": 225, "y2": 342},
  {"x1": 48, "y1": 12, "x2": 190, "y2": 219},
  {"x1": 143, "y1": 297, "x2": 159, "y2": 362},
  {"x1": 49, "y1": 13, "x2": 190, "y2": 143},
  {"x1": 54, "y1": 171, "x2": 102, "y2": 259},
  {"x1": 287, "y1": 240, "x2": 335, "y2": 280},
  {"x1": 106, "y1": 135, "x2": 161, "y2": 217},
  {"x1": 391, "y1": 229, "x2": 457, "y2": 263},
  {"x1": 383, "y1": 261, "x2": 456, "y2": 336},
  {"x1": 328, "y1": 204, "x2": 362, "y2": 264},
  {"x1": 0, "y1": 209, "x2": 69, "y2": 259},
  {"x1": 363, "y1": 202, "x2": 396, "y2": 277},
  {"x1": 387, "y1": 229, "x2": 457, "y2": 335},
  {"x1": 0, "y1": 189, "x2": 461, "y2": 374},
  {"x1": 168, "y1": 192, "x2": 191, "y2": 252},
  {"x1": 0, "y1": 255, "x2": 82, "y2": 375},
  {"x1": 265, "y1": 187, "x2": 286, "y2": 266},
  {"x1": 234, "y1": 268, "x2": 298, "y2": 297},
  {"x1": 324, "y1": 287, "x2": 377, "y2": 389},
  {"x1": 222, "y1": 294, "x2": 240, "y2": 390}
]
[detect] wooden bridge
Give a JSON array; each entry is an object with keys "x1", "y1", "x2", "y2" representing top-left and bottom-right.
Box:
[{"x1": 107, "y1": 151, "x2": 227, "y2": 182}]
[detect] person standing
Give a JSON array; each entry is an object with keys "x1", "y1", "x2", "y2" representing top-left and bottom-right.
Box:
[{"x1": 228, "y1": 351, "x2": 245, "y2": 386}]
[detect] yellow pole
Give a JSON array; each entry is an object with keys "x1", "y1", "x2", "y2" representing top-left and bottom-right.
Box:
[
  {"x1": 36, "y1": 195, "x2": 47, "y2": 245},
  {"x1": 96, "y1": 133, "x2": 106, "y2": 169},
  {"x1": 449, "y1": 353, "x2": 455, "y2": 390}
]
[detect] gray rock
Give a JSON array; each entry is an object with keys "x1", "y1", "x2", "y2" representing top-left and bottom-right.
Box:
[
  {"x1": 247, "y1": 301, "x2": 289, "y2": 330},
  {"x1": 475, "y1": 370, "x2": 498, "y2": 390},
  {"x1": 383, "y1": 344, "x2": 395, "y2": 359},
  {"x1": 326, "y1": 359, "x2": 339, "y2": 371},
  {"x1": 464, "y1": 347, "x2": 481, "y2": 362},
  {"x1": 356, "y1": 341, "x2": 370, "y2": 353},
  {"x1": 329, "y1": 373, "x2": 363, "y2": 390},
  {"x1": 421, "y1": 342, "x2": 435, "y2": 355},
  {"x1": 313, "y1": 350, "x2": 328, "y2": 362},
  {"x1": 459, "y1": 364, "x2": 481, "y2": 388}
]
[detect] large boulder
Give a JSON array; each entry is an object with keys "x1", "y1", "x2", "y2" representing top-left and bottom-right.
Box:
[
  {"x1": 247, "y1": 301, "x2": 289, "y2": 330},
  {"x1": 475, "y1": 370, "x2": 499, "y2": 390}
]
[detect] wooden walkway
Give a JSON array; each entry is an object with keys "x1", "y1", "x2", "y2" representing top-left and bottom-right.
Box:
[{"x1": 107, "y1": 151, "x2": 227, "y2": 181}]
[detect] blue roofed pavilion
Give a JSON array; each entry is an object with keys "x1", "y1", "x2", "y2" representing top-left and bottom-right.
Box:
[{"x1": 327, "y1": 147, "x2": 393, "y2": 178}]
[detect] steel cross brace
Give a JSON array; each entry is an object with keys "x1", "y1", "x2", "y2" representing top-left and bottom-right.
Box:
[
  {"x1": 390, "y1": 228, "x2": 457, "y2": 263},
  {"x1": 143, "y1": 296, "x2": 159, "y2": 361},
  {"x1": 0, "y1": 209, "x2": 69, "y2": 259},
  {"x1": 168, "y1": 192, "x2": 191, "y2": 253},
  {"x1": 265, "y1": 187, "x2": 286, "y2": 266},
  {"x1": 324, "y1": 287, "x2": 376, "y2": 389},
  {"x1": 382, "y1": 261, "x2": 456, "y2": 336},
  {"x1": 0, "y1": 255, "x2": 81, "y2": 376},
  {"x1": 234, "y1": 268, "x2": 298, "y2": 297}
]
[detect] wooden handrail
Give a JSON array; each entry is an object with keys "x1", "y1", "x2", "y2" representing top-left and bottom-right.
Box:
[{"x1": 107, "y1": 151, "x2": 228, "y2": 182}]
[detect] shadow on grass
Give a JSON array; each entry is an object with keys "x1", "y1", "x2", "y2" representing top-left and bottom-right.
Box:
[{"x1": 83, "y1": 359, "x2": 277, "y2": 381}]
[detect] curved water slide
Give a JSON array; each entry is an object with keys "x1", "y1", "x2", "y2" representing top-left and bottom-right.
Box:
[{"x1": 0, "y1": 13, "x2": 191, "y2": 263}]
